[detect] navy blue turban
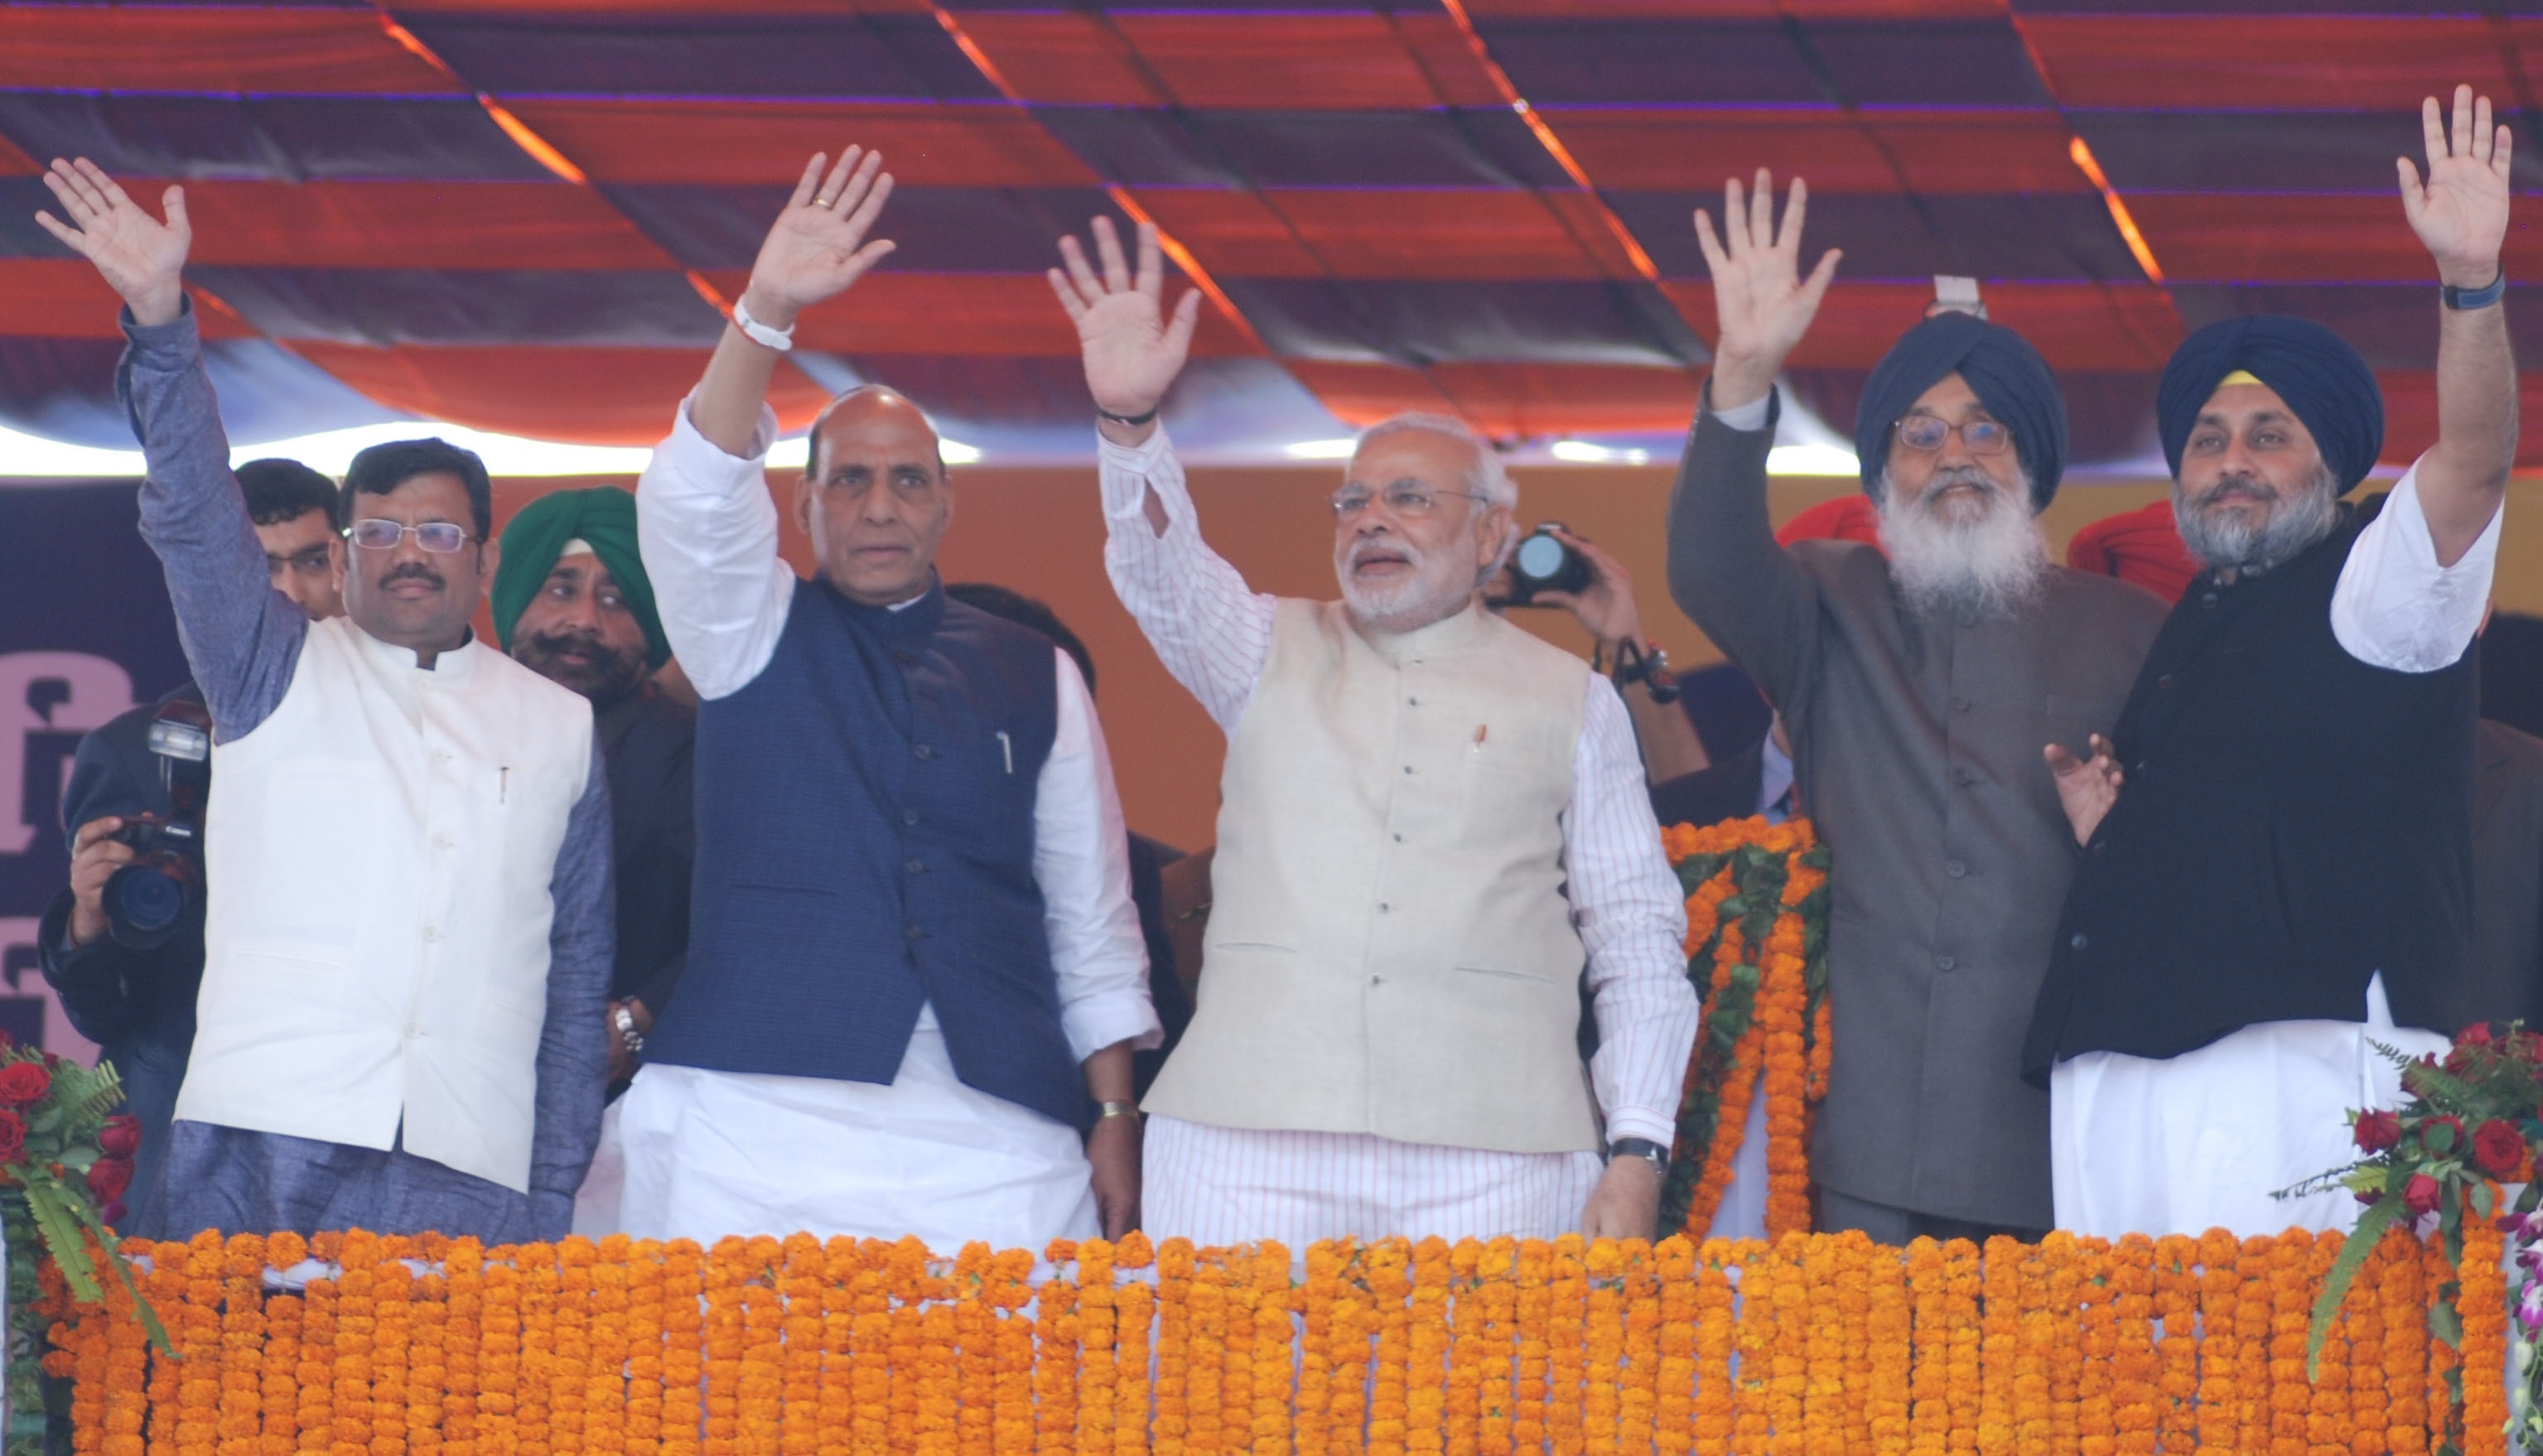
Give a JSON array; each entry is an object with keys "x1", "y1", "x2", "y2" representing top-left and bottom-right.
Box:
[
  {"x1": 1854, "y1": 311, "x2": 2068, "y2": 513},
  {"x1": 2156, "y1": 314, "x2": 2384, "y2": 494}
]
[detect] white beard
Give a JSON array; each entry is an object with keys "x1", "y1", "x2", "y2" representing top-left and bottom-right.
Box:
[
  {"x1": 1337, "y1": 533, "x2": 1480, "y2": 634},
  {"x1": 1877, "y1": 466, "x2": 2051, "y2": 621}
]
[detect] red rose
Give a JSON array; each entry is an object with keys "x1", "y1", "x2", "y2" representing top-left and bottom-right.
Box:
[
  {"x1": 98, "y1": 1115, "x2": 140, "y2": 1159},
  {"x1": 0, "y1": 1110, "x2": 30, "y2": 1164},
  {"x1": 2421, "y1": 1115, "x2": 2468, "y2": 1159},
  {"x1": 0, "y1": 1062, "x2": 52, "y2": 1108},
  {"x1": 2354, "y1": 1110, "x2": 2404, "y2": 1154},
  {"x1": 84, "y1": 1157, "x2": 130, "y2": 1204},
  {"x1": 2404, "y1": 1173, "x2": 2445, "y2": 1217},
  {"x1": 2474, "y1": 1120, "x2": 2526, "y2": 1178},
  {"x1": 2461, "y1": 1021, "x2": 2497, "y2": 1048}
]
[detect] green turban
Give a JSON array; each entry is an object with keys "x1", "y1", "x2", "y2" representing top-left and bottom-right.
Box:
[{"x1": 491, "y1": 485, "x2": 670, "y2": 669}]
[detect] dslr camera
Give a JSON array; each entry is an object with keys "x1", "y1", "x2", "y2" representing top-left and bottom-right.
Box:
[
  {"x1": 103, "y1": 701, "x2": 212, "y2": 950},
  {"x1": 1501, "y1": 522, "x2": 1592, "y2": 606}
]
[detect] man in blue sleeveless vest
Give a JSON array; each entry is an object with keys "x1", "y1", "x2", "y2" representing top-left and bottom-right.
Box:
[
  {"x1": 622, "y1": 146, "x2": 1159, "y2": 1251},
  {"x1": 2025, "y1": 84, "x2": 2517, "y2": 1240}
]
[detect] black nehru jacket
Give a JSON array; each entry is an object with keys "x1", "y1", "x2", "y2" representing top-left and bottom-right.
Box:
[{"x1": 2023, "y1": 495, "x2": 2478, "y2": 1080}]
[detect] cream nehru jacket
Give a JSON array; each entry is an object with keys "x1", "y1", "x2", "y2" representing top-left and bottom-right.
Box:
[
  {"x1": 1144, "y1": 597, "x2": 1600, "y2": 1154},
  {"x1": 176, "y1": 620, "x2": 592, "y2": 1193}
]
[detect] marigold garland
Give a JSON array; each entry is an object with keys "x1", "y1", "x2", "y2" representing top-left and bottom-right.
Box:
[
  {"x1": 54, "y1": 1224, "x2": 2522, "y2": 1456},
  {"x1": 1659, "y1": 817, "x2": 1832, "y2": 1241}
]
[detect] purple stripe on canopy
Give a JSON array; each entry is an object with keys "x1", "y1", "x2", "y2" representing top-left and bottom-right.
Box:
[
  {"x1": 187, "y1": 268, "x2": 725, "y2": 349},
  {"x1": 1604, "y1": 190, "x2": 2149, "y2": 284},
  {"x1": 2169, "y1": 282, "x2": 2543, "y2": 371},
  {"x1": 0, "y1": 94, "x2": 548, "y2": 185},
  {"x1": 790, "y1": 353, "x2": 1340, "y2": 456},
  {"x1": 2068, "y1": 109, "x2": 2543, "y2": 194},
  {"x1": 602, "y1": 182, "x2": 1132, "y2": 273},
  {"x1": 1477, "y1": 21, "x2": 1826, "y2": 106},
  {"x1": 1220, "y1": 277, "x2": 1705, "y2": 367},
  {"x1": 395, "y1": 13, "x2": 1000, "y2": 102},
  {"x1": 1798, "y1": 20, "x2": 2050, "y2": 108},
  {"x1": 1032, "y1": 107, "x2": 1574, "y2": 190},
  {"x1": 0, "y1": 335, "x2": 408, "y2": 451}
]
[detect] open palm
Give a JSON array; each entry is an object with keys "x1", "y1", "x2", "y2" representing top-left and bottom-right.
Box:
[
  {"x1": 34, "y1": 158, "x2": 190, "y2": 325},
  {"x1": 746, "y1": 147, "x2": 896, "y2": 323},
  {"x1": 2401, "y1": 84, "x2": 2512, "y2": 284},
  {"x1": 1050, "y1": 216, "x2": 1202, "y2": 419},
  {"x1": 1693, "y1": 170, "x2": 1840, "y2": 408}
]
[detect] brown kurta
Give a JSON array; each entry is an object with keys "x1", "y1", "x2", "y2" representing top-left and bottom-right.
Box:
[{"x1": 1665, "y1": 394, "x2": 2165, "y2": 1229}]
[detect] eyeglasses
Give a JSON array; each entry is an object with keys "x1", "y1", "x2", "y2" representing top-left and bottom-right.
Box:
[
  {"x1": 348, "y1": 518, "x2": 475, "y2": 553},
  {"x1": 1894, "y1": 415, "x2": 2012, "y2": 456},
  {"x1": 1330, "y1": 485, "x2": 1492, "y2": 521}
]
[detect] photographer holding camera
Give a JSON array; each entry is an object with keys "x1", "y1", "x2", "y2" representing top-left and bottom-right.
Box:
[
  {"x1": 1498, "y1": 523, "x2": 1711, "y2": 787},
  {"x1": 36, "y1": 458, "x2": 344, "y2": 1227}
]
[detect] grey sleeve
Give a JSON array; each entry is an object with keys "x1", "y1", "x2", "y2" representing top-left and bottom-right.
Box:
[
  {"x1": 117, "y1": 303, "x2": 304, "y2": 740},
  {"x1": 1663, "y1": 388, "x2": 1826, "y2": 711},
  {"x1": 528, "y1": 736, "x2": 615, "y2": 1231}
]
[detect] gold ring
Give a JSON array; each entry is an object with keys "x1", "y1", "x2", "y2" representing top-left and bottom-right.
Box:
[{"x1": 814, "y1": 194, "x2": 838, "y2": 209}]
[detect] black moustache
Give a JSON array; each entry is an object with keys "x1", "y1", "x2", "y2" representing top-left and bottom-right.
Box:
[{"x1": 381, "y1": 567, "x2": 443, "y2": 588}]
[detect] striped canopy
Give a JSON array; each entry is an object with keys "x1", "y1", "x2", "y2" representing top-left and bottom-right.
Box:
[{"x1": 2, "y1": 0, "x2": 2538, "y2": 466}]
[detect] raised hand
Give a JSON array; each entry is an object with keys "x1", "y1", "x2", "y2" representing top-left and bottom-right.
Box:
[
  {"x1": 2044, "y1": 733, "x2": 2124, "y2": 848},
  {"x1": 1693, "y1": 169, "x2": 1841, "y2": 412},
  {"x1": 2401, "y1": 84, "x2": 2513, "y2": 289},
  {"x1": 741, "y1": 147, "x2": 895, "y2": 330},
  {"x1": 1050, "y1": 216, "x2": 1203, "y2": 432},
  {"x1": 35, "y1": 158, "x2": 190, "y2": 327}
]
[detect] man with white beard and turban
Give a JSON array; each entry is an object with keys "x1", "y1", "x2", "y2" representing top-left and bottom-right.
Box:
[
  {"x1": 1048, "y1": 216, "x2": 1699, "y2": 1245},
  {"x1": 1665, "y1": 171, "x2": 2168, "y2": 1244}
]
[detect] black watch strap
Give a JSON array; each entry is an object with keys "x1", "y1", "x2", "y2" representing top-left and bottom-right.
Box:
[
  {"x1": 1097, "y1": 404, "x2": 1161, "y2": 427},
  {"x1": 2444, "y1": 269, "x2": 2507, "y2": 311},
  {"x1": 1608, "y1": 1135, "x2": 1668, "y2": 1171}
]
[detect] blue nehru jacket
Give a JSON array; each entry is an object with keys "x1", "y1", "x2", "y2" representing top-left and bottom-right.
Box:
[{"x1": 643, "y1": 574, "x2": 1092, "y2": 1130}]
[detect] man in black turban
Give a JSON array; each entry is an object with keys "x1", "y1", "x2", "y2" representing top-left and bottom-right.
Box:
[
  {"x1": 2026, "y1": 84, "x2": 2518, "y2": 1243},
  {"x1": 1666, "y1": 170, "x2": 2168, "y2": 1246}
]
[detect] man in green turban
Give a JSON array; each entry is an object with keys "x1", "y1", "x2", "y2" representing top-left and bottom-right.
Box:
[{"x1": 492, "y1": 486, "x2": 696, "y2": 1131}]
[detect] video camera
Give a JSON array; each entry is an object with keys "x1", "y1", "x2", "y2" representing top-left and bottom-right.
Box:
[{"x1": 103, "y1": 700, "x2": 211, "y2": 950}]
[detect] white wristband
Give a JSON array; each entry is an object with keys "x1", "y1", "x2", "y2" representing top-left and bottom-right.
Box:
[{"x1": 731, "y1": 295, "x2": 794, "y2": 352}]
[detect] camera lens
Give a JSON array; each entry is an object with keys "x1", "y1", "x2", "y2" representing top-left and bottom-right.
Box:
[
  {"x1": 1515, "y1": 534, "x2": 1568, "y2": 582},
  {"x1": 105, "y1": 864, "x2": 186, "y2": 950}
]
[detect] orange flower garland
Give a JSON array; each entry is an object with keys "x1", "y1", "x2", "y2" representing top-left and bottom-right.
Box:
[
  {"x1": 1660, "y1": 817, "x2": 1832, "y2": 1242},
  {"x1": 62, "y1": 1224, "x2": 2524, "y2": 1456}
]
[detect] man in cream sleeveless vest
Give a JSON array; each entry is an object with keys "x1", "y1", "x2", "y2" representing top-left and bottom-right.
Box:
[
  {"x1": 36, "y1": 161, "x2": 613, "y2": 1243},
  {"x1": 1050, "y1": 219, "x2": 1701, "y2": 1244}
]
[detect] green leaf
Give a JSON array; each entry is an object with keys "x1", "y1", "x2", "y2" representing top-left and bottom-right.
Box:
[
  {"x1": 2430, "y1": 1296, "x2": 2464, "y2": 1349},
  {"x1": 2309, "y1": 1196, "x2": 2402, "y2": 1380},
  {"x1": 2475, "y1": 1183, "x2": 2496, "y2": 1219},
  {"x1": 61, "y1": 1198, "x2": 169, "y2": 1353}
]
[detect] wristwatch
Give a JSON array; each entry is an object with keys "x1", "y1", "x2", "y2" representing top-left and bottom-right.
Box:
[
  {"x1": 1098, "y1": 1100, "x2": 1142, "y2": 1124},
  {"x1": 1607, "y1": 1135, "x2": 1667, "y2": 1174},
  {"x1": 611, "y1": 1002, "x2": 644, "y2": 1056},
  {"x1": 2443, "y1": 269, "x2": 2507, "y2": 311}
]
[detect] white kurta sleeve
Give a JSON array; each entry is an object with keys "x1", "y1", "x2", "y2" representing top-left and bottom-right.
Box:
[
  {"x1": 635, "y1": 393, "x2": 799, "y2": 701},
  {"x1": 1032, "y1": 648, "x2": 1164, "y2": 1061},
  {"x1": 1565, "y1": 676, "x2": 1701, "y2": 1148},
  {"x1": 1098, "y1": 427, "x2": 1279, "y2": 733},
  {"x1": 2328, "y1": 455, "x2": 2501, "y2": 673}
]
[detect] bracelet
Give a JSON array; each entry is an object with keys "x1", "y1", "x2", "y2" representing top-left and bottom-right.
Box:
[
  {"x1": 612, "y1": 1002, "x2": 644, "y2": 1055},
  {"x1": 731, "y1": 295, "x2": 796, "y2": 352},
  {"x1": 1097, "y1": 1099, "x2": 1141, "y2": 1123},
  {"x1": 1096, "y1": 405, "x2": 1159, "y2": 427},
  {"x1": 2443, "y1": 268, "x2": 2507, "y2": 311}
]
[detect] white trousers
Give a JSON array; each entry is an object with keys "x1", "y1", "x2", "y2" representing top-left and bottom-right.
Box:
[
  {"x1": 2052, "y1": 975, "x2": 2447, "y2": 1241},
  {"x1": 606, "y1": 1028, "x2": 1098, "y2": 1256},
  {"x1": 1143, "y1": 1113, "x2": 1604, "y2": 1248}
]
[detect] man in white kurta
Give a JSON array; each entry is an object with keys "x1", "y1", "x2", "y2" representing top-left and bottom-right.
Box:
[
  {"x1": 614, "y1": 146, "x2": 1157, "y2": 1253},
  {"x1": 2026, "y1": 84, "x2": 2518, "y2": 1239},
  {"x1": 1049, "y1": 218, "x2": 1698, "y2": 1245}
]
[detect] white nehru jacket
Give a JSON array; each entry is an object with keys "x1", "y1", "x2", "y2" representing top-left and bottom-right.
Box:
[{"x1": 177, "y1": 620, "x2": 593, "y2": 1193}]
